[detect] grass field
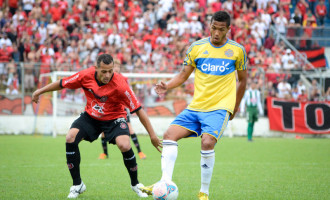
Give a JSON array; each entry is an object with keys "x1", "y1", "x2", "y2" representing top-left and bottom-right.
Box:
[{"x1": 0, "y1": 135, "x2": 329, "y2": 200}]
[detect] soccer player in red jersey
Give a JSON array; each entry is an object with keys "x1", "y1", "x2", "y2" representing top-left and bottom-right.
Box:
[
  {"x1": 99, "y1": 60, "x2": 147, "y2": 160},
  {"x1": 32, "y1": 54, "x2": 162, "y2": 198}
]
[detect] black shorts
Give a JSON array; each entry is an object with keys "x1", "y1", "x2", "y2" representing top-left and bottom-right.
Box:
[
  {"x1": 71, "y1": 112, "x2": 130, "y2": 144},
  {"x1": 125, "y1": 107, "x2": 131, "y2": 123}
]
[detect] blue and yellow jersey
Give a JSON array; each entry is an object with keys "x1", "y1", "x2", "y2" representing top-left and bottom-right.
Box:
[{"x1": 183, "y1": 37, "x2": 247, "y2": 113}]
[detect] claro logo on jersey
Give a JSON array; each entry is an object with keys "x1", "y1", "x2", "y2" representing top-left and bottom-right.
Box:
[
  {"x1": 64, "y1": 74, "x2": 79, "y2": 85},
  {"x1": 201, "y1": 62, "x2": 230, "y2": 72}
]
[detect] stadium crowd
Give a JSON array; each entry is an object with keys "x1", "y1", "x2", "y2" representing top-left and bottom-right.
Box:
[{"x1": 0, "y1": 0, "x2": 329, "y2": 102}]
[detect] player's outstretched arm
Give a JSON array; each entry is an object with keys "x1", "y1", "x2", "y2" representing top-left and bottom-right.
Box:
[
  {"x1": 135, "y1": 108, "x2": 162, "y2": 152},
  {"x1": 32, "y1": 80, "x2": 62, "y2": 103},
  {"x1": 154, "y1": 65, "x2": 194, "y2": 95},
  {"x1": 230, "y1": 70, "x2": 247, "y2": 120}
]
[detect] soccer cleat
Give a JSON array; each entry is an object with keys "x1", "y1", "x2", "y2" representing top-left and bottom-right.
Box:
[
  {"x1": 198, "y1": 192, "x2": 209, "y2": 200},
  {"x1": 98, "y1": 153, "x2": 108, "y2": 159},
  {"x1": 131, "y1": 183, "x2": 148, "y2": 197},
  {"x1": 138, "y1": 152, "x2": 147, "y2": 159},
  {"x1": 138, "y1": 184, "x2": 154, "y2": 196},
  {"x1": 67, "y1": 181, "x2": 86, "y2": 198}
]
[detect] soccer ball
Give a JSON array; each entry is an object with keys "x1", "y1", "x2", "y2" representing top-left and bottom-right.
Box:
[{"x1": 152, "y1": 180, "x2": 179, "y2": 200}]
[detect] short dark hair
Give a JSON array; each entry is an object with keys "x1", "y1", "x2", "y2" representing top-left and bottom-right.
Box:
[
  {"x1": 96, "y1": 54, "x2": 114, "y2": 68},
  {"x1": 211, "y1": 11, "x2": 231, "y2": 27}
]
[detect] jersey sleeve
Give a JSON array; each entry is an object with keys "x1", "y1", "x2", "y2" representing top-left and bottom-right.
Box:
[
  {"x1": 235, "y1": 45, "x2": 247, "y2": 71},
  {"x1": 60, "y1": 72, "x2": 82, "y2": 89},
  {"x1": 183, "y1": 43, "x2": 197, "y2": 68},
  {"x1": 122, "y1": 83, "x2": 142, "y2": 113}
]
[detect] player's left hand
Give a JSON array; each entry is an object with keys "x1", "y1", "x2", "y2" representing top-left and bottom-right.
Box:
[{"x1": 150, "y1": 135, "x2": 162, "y2": 153}]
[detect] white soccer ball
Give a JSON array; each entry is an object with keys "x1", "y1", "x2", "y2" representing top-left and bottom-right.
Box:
[{"x1": 152, "y1": 180, "x2": 179, "y2": 200}]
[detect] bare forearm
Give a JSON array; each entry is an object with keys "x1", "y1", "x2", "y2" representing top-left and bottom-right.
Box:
[
  {"x1": 35, "y1": 80, "x2": 62, "y2": 95},
  {"x1": 235, "y1": 78, "x2": 247, "y2": 110},
  {"x1": 136, "y1": 109, "x2": 157, "y2": 138},
  {"x1": 166, "y1": 73, "x2": 188, "y2": 90},
  {"x1": 166, "y1": 65, "x2": 193, "y2": 90}
]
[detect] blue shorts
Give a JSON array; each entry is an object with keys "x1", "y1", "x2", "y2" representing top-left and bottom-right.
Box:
[{"x1": 171, "y1": 109, "x2": 231, "y2": 140}]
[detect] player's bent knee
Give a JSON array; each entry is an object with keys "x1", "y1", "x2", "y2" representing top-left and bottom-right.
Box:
[
  {"x1": 116, "y1": 135, "x2": 131, "y2": 152},
  {"x1": 163, "y1": 131, "x2": 177, "y2": 141},
  {"x1": 201, "y1": 134, "x2": 216, "y2": 150},
  {"x1": 66, "y1": 128, "x2": 80, "y2": 143},
  {"x1": 163, "y1": 126, "x2": 190, "y2": 141},
  {"x1": 117, "y1": 143, "x2": 131, "y2": 152}
]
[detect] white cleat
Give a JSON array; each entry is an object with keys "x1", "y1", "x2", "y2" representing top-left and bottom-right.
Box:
[
  {"x1": 67, "y1": 181, "x2": 86, "y2": 198},
  {"x1": 131, "y1": 183, "x2": 148, "y2": 198}
]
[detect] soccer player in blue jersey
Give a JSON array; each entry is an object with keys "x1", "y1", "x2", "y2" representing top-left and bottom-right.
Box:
[{"x1": 140, "y1": 11, "x2": 247, "y2": 200}]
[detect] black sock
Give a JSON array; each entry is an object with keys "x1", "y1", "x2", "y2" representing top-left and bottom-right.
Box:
[
  {"x1": 131, "y1": 133, "x2": 141, "y2": 153},
  {"x1": 122, "y1": 148, "x2": 138, "y2": 186},
  {"x1": 101, "y1": 137, "x2": 108, "y2": 155},
  {"x1": 66, "y1": 143, "x2": 81, "y2": 185}
]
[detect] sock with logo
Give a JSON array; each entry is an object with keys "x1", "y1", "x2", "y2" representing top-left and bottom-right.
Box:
[
  {"x1": 122, "y1": 148, "x2": 138, "y2": 186},
  {"x1": 161, "y1": 140, "x2": 178, "y2": 181},
  {"x1": 130, "y1": 133, "x2": 141, "y2": 153},
  {"x1": 66, "y1": 143, "x2": 81, "y2": 185},
  {"x1": 200, "y1": 150, "x2": 215, "y2": 195},
  {"x1": 101, "y1": 137, "x2": 108, "y2": 155}
]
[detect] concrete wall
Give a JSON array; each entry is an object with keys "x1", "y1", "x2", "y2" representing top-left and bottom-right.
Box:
[{"x1": 0, "y1": 115, "x2": 311, "y2": 138}]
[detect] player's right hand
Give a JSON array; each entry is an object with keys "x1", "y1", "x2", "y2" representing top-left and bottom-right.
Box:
[
  {"x1": 32, "y1": 90, "x2": 40, "y2": 103},
  {"x1": 150, "y1": 135, "x2": 162, "y2": 153},
  {"x1": 154, "y1": 81, "x2": 167, "y2": 95}
]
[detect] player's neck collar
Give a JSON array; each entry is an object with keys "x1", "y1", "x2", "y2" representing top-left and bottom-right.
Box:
[
  {"x1": 209, "y1": 37, "x2": 228, "y2": 48},
  {"x1": 94, "y1": 71, "x2": 114, "y2": 87}
]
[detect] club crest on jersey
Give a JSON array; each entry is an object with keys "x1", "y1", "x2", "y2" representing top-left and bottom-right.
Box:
[
  {"x1": 100, "y1": 96, "x2": 108, "y2": 102},
  {"x1": 120, "y1": 122, "x2": 127, "y2": 129},
  {"x1": 225, "y1": 49, "x2": 234, "y2": 57},
  {"x1": 91, "y1": 100, "x2": 105, "y2": 114}
]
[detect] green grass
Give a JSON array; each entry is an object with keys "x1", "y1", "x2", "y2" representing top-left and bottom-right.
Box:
[{"x1": 0, "y1": 135, "x2": 329, "y2": 200}]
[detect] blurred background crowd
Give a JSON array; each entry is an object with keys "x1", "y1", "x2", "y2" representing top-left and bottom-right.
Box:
[{"x1": 0, "y1": 0, "x2": 329, "y2": 105}]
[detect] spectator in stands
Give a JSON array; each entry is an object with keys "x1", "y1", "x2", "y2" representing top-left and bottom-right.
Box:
[
  {"x1": 190, "y1": 15, "x2": 203, "y2": 36},
  {"x1": 264, "y1": 33, "x2": 275, "y2": 56},
  {"x1": 274, "y1": 10, "x2": 288, "y2": 42},
  {"x1": 325, "y1": 87, "x2": 330, "y2": 101},
  {"x1": 23, "y1": 0, "x2": 35, "y2": 16},
  {"x1": 308, "y1": 0, "x2": 317, "y2": 15},
  {"x1": 310, "y1": 88, "x2": 321, "y2": 101},
  {"x1": 287, "y1": 18, "x2": 301, "y2": 48},
  {"x1": 297, "y1": 89, "x2": 308, "y2": 101},
  {"x1": 0, "y1": 33, "x2": 13, "y2": 48},
  {"x1": 297, "y1": 0, "x2": 309, "y2": 17},
  {"x1": 297, "y1": 80, "x2": 306, "y2": 94},
  {"x1": 24, "y1": 61, "x2": 35, "y2": 93},
  {"x1": 281, "y1": 49, "x2": 295, "y2": 69},
  {"x1": 270, "y1": 54, "x2": 281, "y2": 72},
  {"x1": 291, "y1": 7, "x2": 303, "y2": 26},
  {"x1": 6, "y1": 72, "x2": 19, "y2": 95},
  {"x1": 277, "y1": 78, "x2": 292, "y2": 99},
  {"x1": 303, "y1": 9, "x2": 317, "y2": 27},
  {"x1": 292, "y1": 87, "x2": 299, "y2": 100},
  {"x1": 251, "y1": 15, "x2": 267, "y2": 46},
  {"x1": 309, "y1": 79, "x2": 321, "y2": 94},
  {"x1": 315, "y1": 0, "x2": 327, "y2": 27}
]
